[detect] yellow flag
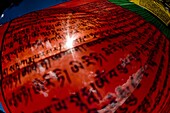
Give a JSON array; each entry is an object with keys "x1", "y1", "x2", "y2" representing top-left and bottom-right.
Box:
[{"x1": 130, "y1": 0, "x2": 170, "y2": 26}]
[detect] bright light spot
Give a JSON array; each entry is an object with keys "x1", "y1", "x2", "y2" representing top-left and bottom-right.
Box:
[
  {"x1": 38, "y1": 65, "x2": 45, "y2": 74},
  {"x1": 47, "y1": 71, "x2": 58, "y2": 79},
  {"x1": 31, "y1": 47, "x2": 34, "y2": 51},
  {"x1": 1, "y1": 14, "x2": 4, "y2": 18},
  {"x1": 40, "y1": 91, "x2": 48, "y2": 97},
  {"x1": 46, "y1": 41, "x2": 52, "y2": 49},
  {"x1": 89, "y1": 88, "x2": 97, "y2": 93},
  {"x1": 65, "y1": 34, "x2": 75, "y2": 48}
]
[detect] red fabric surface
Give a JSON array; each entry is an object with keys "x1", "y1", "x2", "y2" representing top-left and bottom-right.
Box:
[{"x1": 0, "y1": 0, "x2": 169, "y2": 113}]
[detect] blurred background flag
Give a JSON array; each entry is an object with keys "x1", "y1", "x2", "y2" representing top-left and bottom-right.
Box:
[
  {"x1": 0, "y1": 102, "x2": 5, "y2": 113},
  {"x1": 109, "y1": 0, "x2": 170, "y2": 38}
]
